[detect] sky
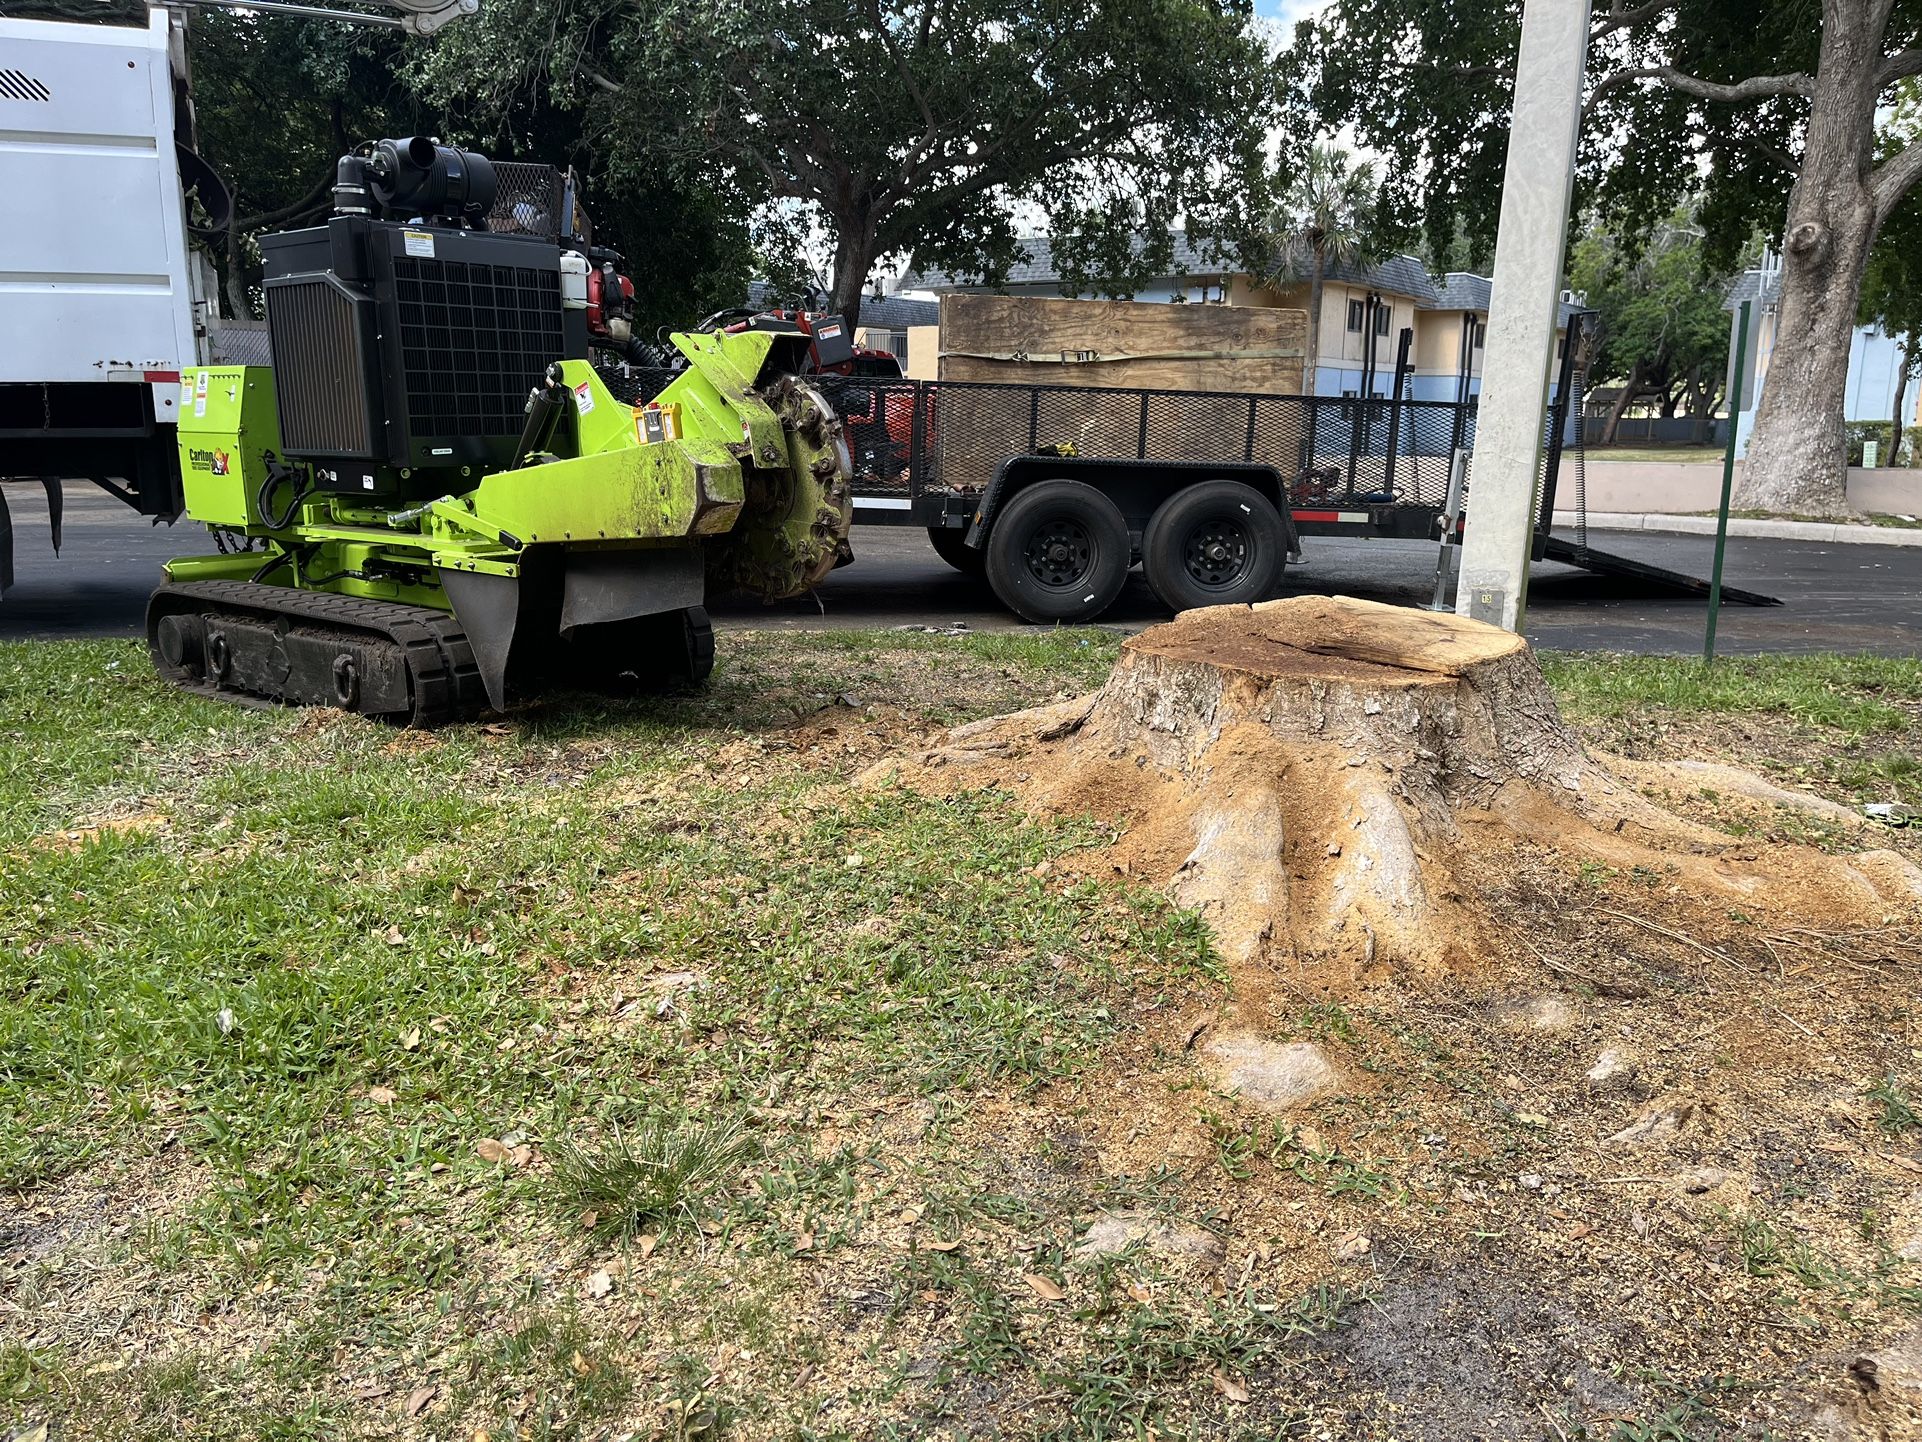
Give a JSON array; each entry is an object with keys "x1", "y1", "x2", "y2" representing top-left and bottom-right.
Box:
[
  {"x1": 1257, "y1": 0, "x2": 1329, "y2": 28},
  {"x1": 1252, "y1": 0, "x2": 1332, "y2": 52}
]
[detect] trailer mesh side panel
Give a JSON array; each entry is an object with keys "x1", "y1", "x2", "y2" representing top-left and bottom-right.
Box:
[
  {"x1": 392, "y1": 259, "x2": 563, "y2": 440},
  {"x1": 590, "y1": 359, "x2": 1485, "y2": 509},
  {"x1": 266, "y1": 278, "x2": 377, "y2": 456},
  {"x1": 814, "y1": 378, "x2": 1479, "y2": 507}
]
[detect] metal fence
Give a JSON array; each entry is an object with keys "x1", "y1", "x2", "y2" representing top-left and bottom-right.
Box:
[
  {"x1": 1581, "y1": 416, "x2": 1721, "y2": 446},
  {"x1": 818, "y1": 377, "x2": 1477, "y2": 507}
]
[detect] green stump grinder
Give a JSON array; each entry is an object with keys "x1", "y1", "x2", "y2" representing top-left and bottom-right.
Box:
[{"x1": 149, "y1": 137, "x2": 852, "y2": 724}]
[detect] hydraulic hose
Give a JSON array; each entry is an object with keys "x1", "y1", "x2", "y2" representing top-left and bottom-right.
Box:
[{"x1": 257, "y1": 456, "x2": 314, "y2": 532}]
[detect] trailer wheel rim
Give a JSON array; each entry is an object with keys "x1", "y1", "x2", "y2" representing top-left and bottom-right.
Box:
[
  {"x1": 1023, "y1": 517, "x2": 1096, "y2": 589},
  {"x1": 1181, "y1": 518, "x2": 1253, "y2": 589}
]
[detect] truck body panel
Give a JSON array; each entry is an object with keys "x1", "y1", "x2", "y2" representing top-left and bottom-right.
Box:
[{"x1": 0, "y1": 9, "x2": 199, "y2": 403}]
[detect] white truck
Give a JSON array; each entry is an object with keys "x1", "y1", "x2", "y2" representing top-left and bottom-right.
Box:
[
  {"x1": 0, "y1": 0, "x2": 471, "y2": 593},
  {"x1": 0, "y1": 8, "x2": 214, "y2": 588}
]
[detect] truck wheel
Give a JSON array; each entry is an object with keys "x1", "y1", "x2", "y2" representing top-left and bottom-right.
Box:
[
  {"x1": 984, "y1": 480, "x2": 1131, "y2": 624},
  {"x1": 926, "y1": 526, "x2": 985, "y2": 576},
  {"x1": 1142, "y1": 480, "x2": 1287, "y2": 614}
]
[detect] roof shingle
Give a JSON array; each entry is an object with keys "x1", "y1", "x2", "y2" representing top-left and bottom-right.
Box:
[{"x1": 899, "y1": 235, "x2": 1440, "y2": 304}]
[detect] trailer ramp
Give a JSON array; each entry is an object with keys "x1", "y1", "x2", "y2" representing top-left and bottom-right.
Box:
[{"x1": 1541, "y1": 536, "x2": 1780, "y2": 607}]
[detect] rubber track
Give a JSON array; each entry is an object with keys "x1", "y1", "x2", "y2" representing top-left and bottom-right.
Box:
[{"x1": 147, "y1": 581, "x2": 486, "y2": 726}]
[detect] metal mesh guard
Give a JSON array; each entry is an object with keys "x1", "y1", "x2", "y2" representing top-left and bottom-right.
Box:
[{"x1": 487, "y1": 164, "x2": 563, "y2": 239}]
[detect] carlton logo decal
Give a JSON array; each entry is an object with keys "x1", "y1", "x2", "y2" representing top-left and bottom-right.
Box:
[{"x1": 188, "y1": 448, "x2": 231, "y2": 475}]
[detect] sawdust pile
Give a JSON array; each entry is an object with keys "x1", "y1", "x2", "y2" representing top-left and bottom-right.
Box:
[{"x1": 867, "y1": 596, "x2": 1922, "y2": 988}]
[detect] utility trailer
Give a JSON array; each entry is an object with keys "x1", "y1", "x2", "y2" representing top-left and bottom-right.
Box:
[
  {"x1": 596, "y1": 301, "x2": 1778, "y2": 625},
  {"x1": 819, "y1": 372, "x2": 1472, "y2": 621},
  {"x1": 802, "y1": 300, "x2": 1778, "y2": 622}
]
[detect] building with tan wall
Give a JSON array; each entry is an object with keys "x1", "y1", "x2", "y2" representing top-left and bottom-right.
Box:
[{"x1": 897, "y1": 238, "x2": 1575, "y2": 402}]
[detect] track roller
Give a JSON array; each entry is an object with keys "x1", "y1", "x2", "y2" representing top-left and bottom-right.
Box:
[{"x1": 146, "y1": 581, "x2": 486, "y2": 726}]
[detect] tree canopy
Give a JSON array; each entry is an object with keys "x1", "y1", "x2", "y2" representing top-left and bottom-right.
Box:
[
  {"x1": 1567, "y1": 209, "x2": 1735, "y2": 437},
  {"x1": 1281, "y1": 0, "x2": 1833, "y2": 272},
  {"x1": 1244, "y1": 144, "x2": 1382, "y2": 395},
  {"x1": 422, "y1": 0, "x2": 1277, "y2": 326}
]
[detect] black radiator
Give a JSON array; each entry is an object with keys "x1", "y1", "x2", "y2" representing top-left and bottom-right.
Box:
[{"x1": 261, "y1": 216, "x2": 564, "y2": 487}]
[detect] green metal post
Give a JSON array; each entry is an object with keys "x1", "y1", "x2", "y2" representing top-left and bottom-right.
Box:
[{"x1": 1705, "y1": 299, "x2": 1751, "y2": 663}]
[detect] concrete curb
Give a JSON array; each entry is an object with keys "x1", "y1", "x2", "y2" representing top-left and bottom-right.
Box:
[{"x1": 1549, "y1": 510, "x2": 1922, "y2": 547}]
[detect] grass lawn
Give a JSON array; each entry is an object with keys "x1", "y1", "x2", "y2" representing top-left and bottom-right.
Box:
[
  {"x1": 1583, "y1": 445, "x2": 1725, "y2": 465},
  {"x1": 5, "y1": 632, "x2": 1922, "y2": 1440},
  {"x1": 1717, "y1": 510, "x2": 1922, "y2": 529}
]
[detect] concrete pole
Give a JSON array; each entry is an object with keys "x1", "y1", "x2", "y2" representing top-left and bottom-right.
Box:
[{"x1": 1455, "y1": 0, "x2": 1592, "y2": 631}]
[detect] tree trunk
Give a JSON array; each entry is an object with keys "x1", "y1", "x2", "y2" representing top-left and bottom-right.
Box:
[
  {"x1": 1600, "y1": 359, "x2": 1645, "y2": 445},
  {"x1": 875, "y1": 597, "x2": 1922, "y2": 981},
  {"x1": 1660, "y1": 383, "x2": 1682, "y2": 419},
  {"x1": 829, "y1": 221, "x2": 875, "y2": 332},
  {"x1": 224, "y1": 214, "x2": 251, "y2": 322},
  {"x1": 1304, "y1": 256, "x2": 1325, "y2": 397},
  {"x1": 1892, "y1": 335, "x2": 1911, "y2": 466},
  {"x1": 1733, "y1": 6, "x2": 1883, "y2": 517},
  {"x1": 1683, "y1": 366, "x2": 1713, "y2": 420}
]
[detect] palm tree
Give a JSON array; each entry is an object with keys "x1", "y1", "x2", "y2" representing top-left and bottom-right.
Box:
[{"x1": 1253, "y1": 145, "x2": 1379, "y2": 396}]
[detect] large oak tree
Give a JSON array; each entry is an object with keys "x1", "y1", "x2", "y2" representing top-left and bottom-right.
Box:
[
  {"x1": 1285, "y1": 0, "x2": 1922, "y2": 516},
  {"x1": 426, "y1": 0, "x2": 1277, "y2": 328}
]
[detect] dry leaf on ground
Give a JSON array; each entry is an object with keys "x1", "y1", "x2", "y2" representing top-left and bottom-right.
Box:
[{"x1": 1022, "y1": 1273, "x2": 1066, "y2": 1301}]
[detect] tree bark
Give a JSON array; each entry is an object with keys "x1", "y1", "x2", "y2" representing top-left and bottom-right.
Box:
[
  {"x1": 1733, "y1": 1, "x2": 1883, "y2": 517},
  {"x1": 829, "y1": 218, "x2": 876, "y2": 332},
  {"x1": 1683, "y1": 365, "x2": 1713, "y2": 420},
  {"x1": 224, "y1": 214, "x2": 250, "y2": 322},
  {"x1": 1892, "y1": 335, "x2": 1911, "y2": 466},
  {"x1": 1304, "y1": 254, "x2": 1325, "y2": 397},
  {"x1": 1600, "y1": 358, "x2": 1646, "y2": 445}
]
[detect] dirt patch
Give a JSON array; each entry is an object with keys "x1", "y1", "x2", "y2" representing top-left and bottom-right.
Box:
[{"x1": 846, "y1": 598, "x2": 1922, "y2": 1435}]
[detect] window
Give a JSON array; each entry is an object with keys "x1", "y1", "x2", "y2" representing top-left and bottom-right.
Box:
[
  {"x1": 1374, "y1": 303, "x2": 1392, "y2": 336},
  {"x1": 1473, "y1": 320, "x2": 1486, "y2": 349},
  {"x1": 1346, "y1": 299, "x2": 1364, "y2": 333},
  {"x1": 1340, "y1": 388, "x2": 1359, "y2": 399}
]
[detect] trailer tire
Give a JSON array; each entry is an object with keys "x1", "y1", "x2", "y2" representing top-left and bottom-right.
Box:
[
  {"x1": 926, "y1": 526, "x2": 985, "y2": 576},
  {"x1": 1141, "y1": 480, "x2": 1287, "y2": 614},
  {"x1": 984, "y1": 480, "x2": 1131, "y2": 624}
]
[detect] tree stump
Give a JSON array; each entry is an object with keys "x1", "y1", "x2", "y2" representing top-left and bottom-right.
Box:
[{"x1": 871, "y1": 596, "x2": 1922, "y2": 982}]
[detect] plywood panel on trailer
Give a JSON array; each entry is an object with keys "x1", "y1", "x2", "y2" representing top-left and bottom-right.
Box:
[{"x1": 938, "y1": 294, "x2": 1307, "y2": 395}]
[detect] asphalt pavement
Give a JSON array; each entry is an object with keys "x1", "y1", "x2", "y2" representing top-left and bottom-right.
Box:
[{"x1": 3, "y1": 481, "x2": 1918, "y2": 655}]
